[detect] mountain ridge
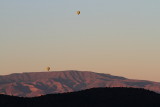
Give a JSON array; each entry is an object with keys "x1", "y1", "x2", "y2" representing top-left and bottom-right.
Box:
[
  {"x1": 0, "y1": 87, "x2": 160, "y2": 107},
  {"x1": 0, "y1": 70, "x2": 160, "y2": 97}
]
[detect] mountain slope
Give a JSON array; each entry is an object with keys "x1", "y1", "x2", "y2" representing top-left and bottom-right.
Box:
[
  {"x1": 0, "y1": 87, "x2": 160, "y2": 107},
  {"x1": 0, "y1": 70, "x2": 160, "y2": 97}
]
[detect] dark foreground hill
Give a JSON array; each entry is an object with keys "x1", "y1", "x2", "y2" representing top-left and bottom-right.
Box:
[
  {"x1": 0, "y1": 87, "x2": 160, "y2": 107},
  {"x1": 1, "y1": 70, "x2": 160, "y2": 97}
]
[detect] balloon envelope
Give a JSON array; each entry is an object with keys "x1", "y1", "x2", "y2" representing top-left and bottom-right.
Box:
[
  {"x1": 46, "y1": 67, "x2": 50, "y2": 71},
  {"x1": 76, "y1": 11, "x2": 80, "y2": 15}
]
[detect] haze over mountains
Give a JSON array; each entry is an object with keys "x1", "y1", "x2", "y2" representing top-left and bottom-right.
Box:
[{"x1": 0, "y1": 70, "x2": 160, "y2": 97}]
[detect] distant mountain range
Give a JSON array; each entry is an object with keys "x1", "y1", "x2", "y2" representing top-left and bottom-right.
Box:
[
  {"x1": 0, "y1": 87, "x2": 160, "y2": 107},
  {"x1": 0, "y1": 70, "x2": 160, "y2": 97}
]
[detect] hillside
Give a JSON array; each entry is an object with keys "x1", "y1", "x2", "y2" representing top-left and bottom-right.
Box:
[
  {"x1": 0, "y1": 70, "x2": 160, "y2": 97},
  {"x1": 0, "y1": 87, "x2": 160, "y2": 107}
]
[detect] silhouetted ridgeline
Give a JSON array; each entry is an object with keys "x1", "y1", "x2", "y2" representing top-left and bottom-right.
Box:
[
  {"x1": 0, "y1": 87, "x2": 160, "y2": 107},
  {"x1": 1, "y1": 71, "x2": 160, "y2": 97}
]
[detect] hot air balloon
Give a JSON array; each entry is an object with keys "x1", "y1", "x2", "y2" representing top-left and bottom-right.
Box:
[
  {"x1": 46, "y1": 67, "x2": 50, "y2": 71},
  {"x1": 76, "y1": 11, "x2": 80, "y2": 15}
]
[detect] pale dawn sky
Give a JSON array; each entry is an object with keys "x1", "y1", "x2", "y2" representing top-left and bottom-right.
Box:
[{"x1": 0, "y1": 0, "x2": 160, "y2": 81}]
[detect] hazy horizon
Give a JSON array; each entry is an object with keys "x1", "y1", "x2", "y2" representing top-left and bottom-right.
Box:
[{"x1": 0, "y1": 0, "x2": 160, "y2": 82}]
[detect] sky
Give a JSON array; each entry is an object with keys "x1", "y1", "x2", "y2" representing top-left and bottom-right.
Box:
[{"x1": 0, "y1": 0, "x2": 160, "y2": 81}]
